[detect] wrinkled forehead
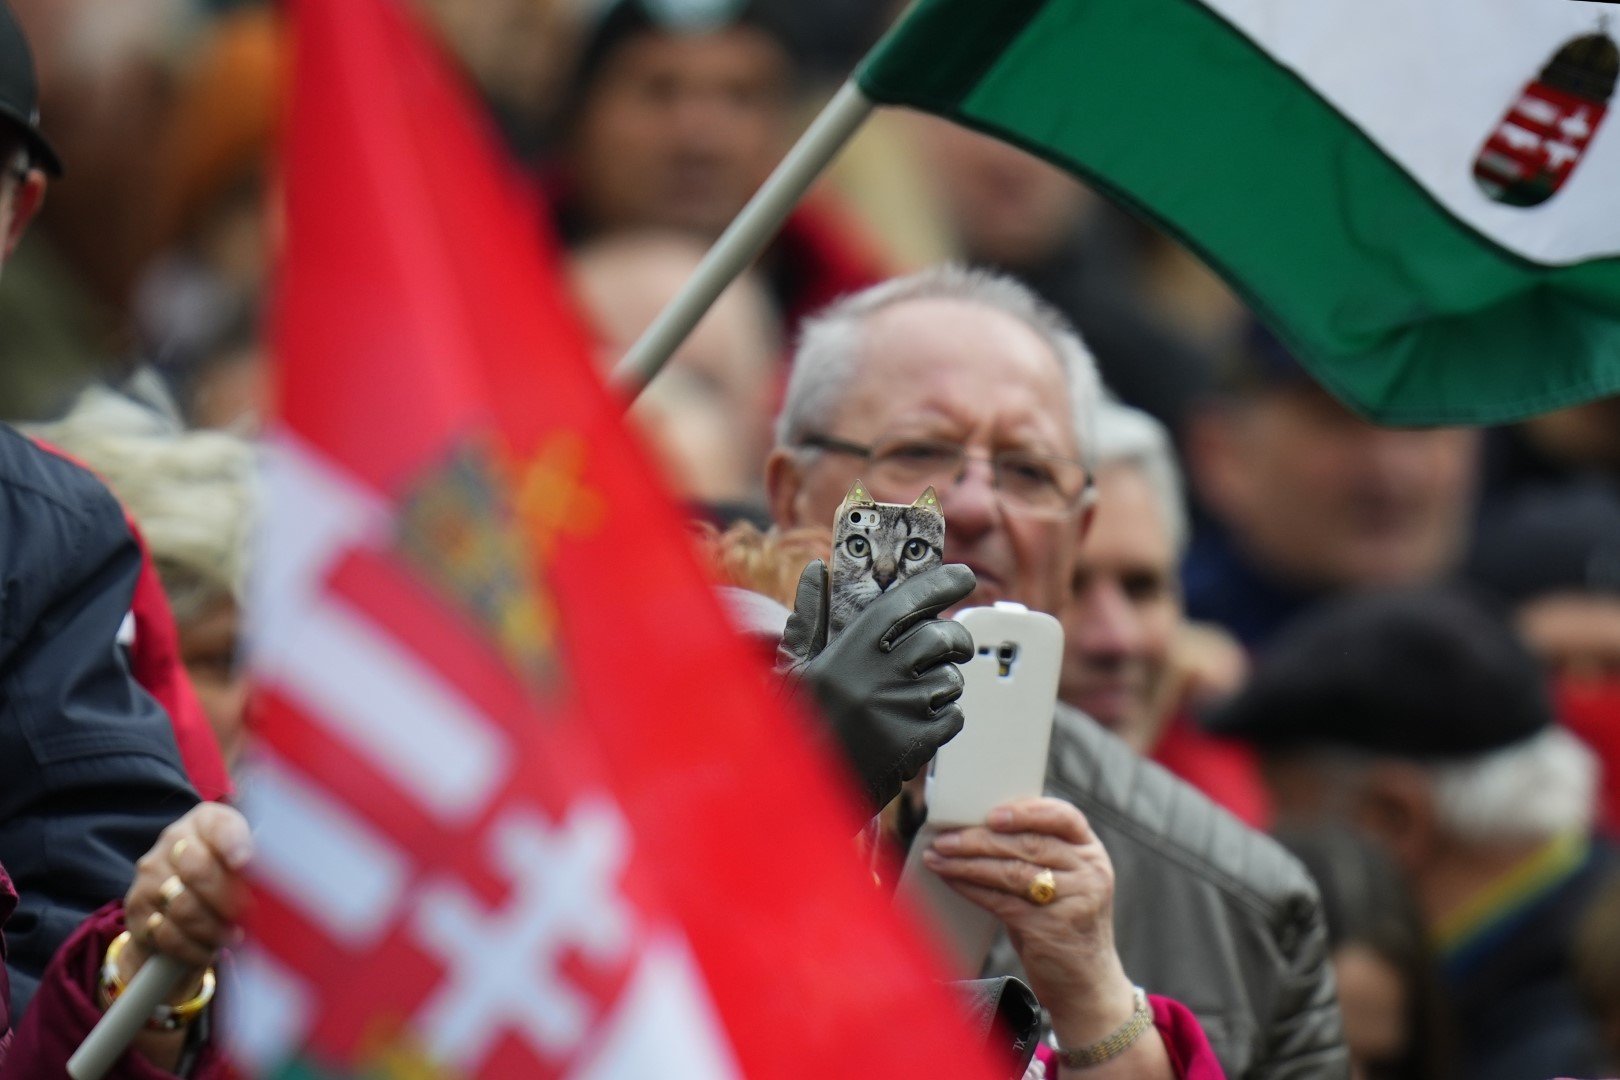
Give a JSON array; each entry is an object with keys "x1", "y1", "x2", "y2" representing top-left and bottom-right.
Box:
[{"x1": 830, "y1": 298, "x2": 1079, "y2": 453}]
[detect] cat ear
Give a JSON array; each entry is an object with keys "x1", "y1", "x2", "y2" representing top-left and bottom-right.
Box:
[
  {"x1": 912, "y1": 486, "x2": 940, "y2": 511},
  {"x1": 840, "y1": 479, "x2": 875, "y2": 509}
]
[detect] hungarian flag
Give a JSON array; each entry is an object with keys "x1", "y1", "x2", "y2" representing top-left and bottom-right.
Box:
[
  {"x1": 859, "y1": 0, "x2": 1620, "y2": 425},
  {"x1": 227, "y1": 1, "x2": 1001, "y2": 1077}
]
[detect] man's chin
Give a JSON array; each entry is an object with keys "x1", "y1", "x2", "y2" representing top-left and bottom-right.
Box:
[{"x1": 1067, "y1": 690, "x2": 1134, "y2": 733}]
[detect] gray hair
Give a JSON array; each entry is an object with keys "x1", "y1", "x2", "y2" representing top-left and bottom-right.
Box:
[
  {"x1": 1307, "y1": 728, "x2": 1598, "y2": 846},
  {"x1": 776, "y1": 264, "x2": 1103, "y2": 469},
  {"x1": 1090, "y1": 399, "x2": 1189, "y2": 556},
  {"x1": 26, "y1": 386, "x2": 255, "y2": 623},
  {"x1": 1430, "y1": 728, "x2": 1598, "y2": 846}
]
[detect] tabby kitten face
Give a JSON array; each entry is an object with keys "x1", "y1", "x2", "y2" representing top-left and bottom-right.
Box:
[{"x1": 828, "y1": 481, "x2": 945, "y2": 638}]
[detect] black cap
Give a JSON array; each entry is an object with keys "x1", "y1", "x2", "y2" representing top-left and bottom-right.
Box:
[
  {"x1": 0, "y1": 2, "x2": 60, "y2": 176},
  {"x1": 1205, "y1": 586, "x2": 1551, "y2": 759},
  {"x1": 1468, "y1": 479, "x2": 1620, "y2": 606},
  {"x1": 568, "y1": 0, "x2": 798, "y2": 107}
]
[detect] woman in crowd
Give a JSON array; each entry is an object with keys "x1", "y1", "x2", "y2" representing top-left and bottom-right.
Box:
[{"x1": 28, "y1": 387, "x2": 257, "y2": 768}]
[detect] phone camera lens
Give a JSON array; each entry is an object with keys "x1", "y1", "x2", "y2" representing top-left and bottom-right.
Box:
[{"x1": 850, "y1": 511, "x2": 862, "y2": 524}]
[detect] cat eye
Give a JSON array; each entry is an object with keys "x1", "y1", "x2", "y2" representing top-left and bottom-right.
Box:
[
  {"x1": 903, "y1": 538, "x2": 930, "y2": 560},
  {"x1": 800, "y1": 433, "x2": 1091, "y2": 520},
  {"x1": 846, "y1": 536, "x2": 870, "y2": 558}
]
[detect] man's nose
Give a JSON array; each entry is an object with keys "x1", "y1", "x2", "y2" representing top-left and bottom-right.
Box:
[
  {"x1": 1074, "y1": 582, "x2": 1141, "y2": 661},
  {"x1": 939, "y1": 456, "x2": 999, "y2": 540}
]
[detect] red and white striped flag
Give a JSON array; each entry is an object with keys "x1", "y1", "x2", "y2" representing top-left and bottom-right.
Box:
[{"x1": 227, "y1": 2, "x2": 1002, "y2": 1077}]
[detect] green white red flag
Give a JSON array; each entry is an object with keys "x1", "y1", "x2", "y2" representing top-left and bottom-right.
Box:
[
  {"x1": 228, "y1": 1, "x2": 1001, "y2": 1076},
  {"x1": 859, "y1": 0, "x2": 1620, "y2": 424}
]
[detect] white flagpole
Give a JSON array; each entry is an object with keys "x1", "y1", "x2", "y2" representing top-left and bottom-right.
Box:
[
  {"x1": 611, "y1": 80, "x2": 875, "y2": 397},
  {"x1": 67, "y1": 955, "x2": 189, "y2": 1080}
]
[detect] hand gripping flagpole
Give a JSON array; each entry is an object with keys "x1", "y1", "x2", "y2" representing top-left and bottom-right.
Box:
[
  {"x1": 67, "y1": 955, "x2": 189, "y2": 1080},
  {"x1": 612, "y1": 80, "x2": 875, "y2": 399}
]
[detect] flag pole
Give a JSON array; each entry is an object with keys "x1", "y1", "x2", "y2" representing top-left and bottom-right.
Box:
[
  {"x1": 67, "y1": 955, "x2": 189, "y2": 1080},
  {"x1": 611, "y1": 80, "x2": 875, "y2": 398}
]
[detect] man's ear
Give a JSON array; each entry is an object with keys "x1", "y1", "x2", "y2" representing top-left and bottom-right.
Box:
[
  {"x1": 764, "y1": 446, "x2": 806, "y2": 529},
  {"x1": 4, "y1": 170, "x2": 44, "y2": 260},
  {"x1": 1075, "y1": 485, "x2": 1099, "y2": 545},
  {"x1": 1354, "y1": 762, "x2": 1439, "y2": 875}
]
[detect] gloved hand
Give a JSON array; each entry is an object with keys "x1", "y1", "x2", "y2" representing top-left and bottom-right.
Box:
[{"x1": 777, "y1": 559, "x2": 977, "y2": 813}]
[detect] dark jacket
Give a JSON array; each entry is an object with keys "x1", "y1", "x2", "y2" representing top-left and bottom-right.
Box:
[
  {"x1": 0, "y1": 425, "x2": 198, "y2": 1015},
  {"x1": 987, "y1": 707, "x2": 1349, "y2": 1079},
  {"x1": 1446, "y1": 846, "x2": 1611, "y2": 1080}
]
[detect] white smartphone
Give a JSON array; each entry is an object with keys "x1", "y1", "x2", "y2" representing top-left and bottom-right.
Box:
[
  {"x1": 926, "y1": 602, "x2": 1063, "y2": 827},
  {"x1": 895, "y1": 602, "x2": 1063, "y2": 975}
]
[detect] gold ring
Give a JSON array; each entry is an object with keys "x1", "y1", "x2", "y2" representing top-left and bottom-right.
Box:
[
  {"x1": 157, "y1": 875, "x2": 185, "y2": 912},
  {"x1": 171, "y1": 837, "x2": 190, "y2": 863},
  {"x1": 1025, "y1": 868, "x2": 1058, "y2": 906},
  {"x1": 144, "y1": 910, "x2": 166, "y2": 943}
]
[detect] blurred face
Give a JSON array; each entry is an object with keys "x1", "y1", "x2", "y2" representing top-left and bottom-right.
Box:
[
  {"x1": 574, "y1": 243, "x2": 778, "y2": 505},
  {"x1": 1060, "y1": 465, "x2": 1181, "y2": 747},
  {"x1": 1335, "y1": 944, "x2": 1410, "y2": 1080},
  {"x1": 1195, "y1": 383, "x2": 1479, "y2": 590},
  {"x1": 767, "y1": 297, "x2": 1085, "y2": 616},
  {"x1": 178, "y1": 594, "x2": 251, "y2": 767},
  {"x1": 1518, "y1": 592, "x2": 1620, "y2": 682},
  {"x1": 570, "y1": 28, "x2": 791, "y2": 237},
  {"x1": 918, "y1": 118, "x2": 1092, "y2": 267}
]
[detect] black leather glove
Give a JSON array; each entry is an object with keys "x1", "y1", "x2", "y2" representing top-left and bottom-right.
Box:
[{"x1": 777, "y1": 559, "x2": 976, "y2": 813}]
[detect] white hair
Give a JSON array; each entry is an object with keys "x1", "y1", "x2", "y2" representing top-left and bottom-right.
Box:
[
  {"x1": 26, "y1": 386, "x2": 255, "y2": 623},
  {"x1": 1090, "y1": 399, "x2": 1188, "y2": 555},
  {"x1": 1309, "y1": 727, "x2": 1599, "y2": 845},
  {"x1": 1430, "y1": 727, "x2": 1599, "y2": 846},
  {"x1": 775, "y1": 264, "x2": 1104, "y2": 469}
]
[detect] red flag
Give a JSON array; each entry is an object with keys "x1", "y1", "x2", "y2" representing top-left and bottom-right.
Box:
[{"x1": 230, "y1": 2, "x2": 1002, "y2": 1077}]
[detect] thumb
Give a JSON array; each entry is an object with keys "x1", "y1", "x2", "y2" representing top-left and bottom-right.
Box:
[
  {"x1": 778, "y1": 559, "x2": 829, "y2": 666},
  {"x1": 196, "y1": 803, "x2": 255, "y2": 871}
]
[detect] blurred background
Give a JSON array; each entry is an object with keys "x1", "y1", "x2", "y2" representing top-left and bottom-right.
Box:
[{"x1": 3, "y1": 2, "x2": 1617, "y2": 1076}]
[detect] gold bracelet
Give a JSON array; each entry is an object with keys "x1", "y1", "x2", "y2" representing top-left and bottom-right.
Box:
[
  {"x1": 1055, "y1": 986, "x2": 1152, "y2": 1069},
  {"x1": 99, "y1": 930, "x2": 217, "y2": 1032}
]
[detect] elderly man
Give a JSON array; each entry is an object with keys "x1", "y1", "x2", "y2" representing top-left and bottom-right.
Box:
[
  {"x1": 1059, "y1": 401, "x2": 1188, "y2": 751},
  {"x1": 1059, "y1": 400, "x2": 1268, "y2": 825},
  {"x1": 767, "y1": 266, "x2": 1347, "y2": 1078},
  {"x1": 1210, "y1": 587, "x2": 1610, "y2": 1080}
]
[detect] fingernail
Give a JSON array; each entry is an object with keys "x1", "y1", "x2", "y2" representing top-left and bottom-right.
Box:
[
  {"x1": 921, "y1": 849, "x2": 944, "y2": 865},
  {"x1": 223, "y1": 840, "x2": 254, "y2": 870},
  {"x1": 933, "y1": 832, "x2": 962, "y2": 853},
  {"x1": 988, "y1": 809, "x2": 1013, "y2": 828}
]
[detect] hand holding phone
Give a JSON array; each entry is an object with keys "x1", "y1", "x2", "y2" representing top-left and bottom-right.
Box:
[
  {"x1": 776, "y1": 557, "x2": 975, "y2": 813},
  {"x1": 896, "y1": 603, "x2": 1063, "y2": 974}
]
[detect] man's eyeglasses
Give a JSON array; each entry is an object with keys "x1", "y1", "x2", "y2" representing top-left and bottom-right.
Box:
[{"x1": 799, "y1": 432, "x2": 1092, "y2": 520}]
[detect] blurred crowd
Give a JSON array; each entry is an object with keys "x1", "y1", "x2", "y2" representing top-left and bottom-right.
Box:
[{"x1": 2, "y1": 0, "x2": 1619, "y2": 1078}]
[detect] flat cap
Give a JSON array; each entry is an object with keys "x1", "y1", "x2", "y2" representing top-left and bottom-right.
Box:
[{"x1": 1206, "y1": 586, "x2": 1550, "y2": 759}]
